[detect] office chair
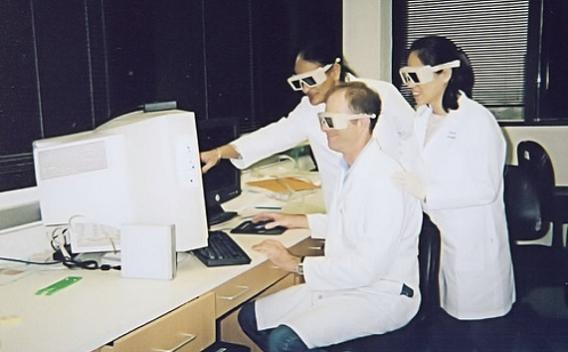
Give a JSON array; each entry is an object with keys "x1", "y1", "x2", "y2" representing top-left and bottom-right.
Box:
[
  {"x1": 503, "y1": 165, "x2": 554, "y2": 296},
  {"x1": 504, "y1": 164, "x2": 568, "y2": 351},
  {"x1": 517, "y1": 141, "x2": 568, "y2": 249},
  {"x1": 320, "y1": 214, "x2": 441, "y2": 352},
  {"x1": 512, "y1": 142, "x2": 568, "y2": 299}
]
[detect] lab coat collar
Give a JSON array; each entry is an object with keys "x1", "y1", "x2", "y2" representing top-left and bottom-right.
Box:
[
  {"x1": 341, "y1": 137, "x2": 379, "y2": 175},
  {"x1": 415, "y1": 92, "x2": 468, "y2": 148}
]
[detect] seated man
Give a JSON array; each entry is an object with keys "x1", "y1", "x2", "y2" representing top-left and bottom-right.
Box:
[{"x1": 238, "y1": 82, "x2": 423, "y2": 351}]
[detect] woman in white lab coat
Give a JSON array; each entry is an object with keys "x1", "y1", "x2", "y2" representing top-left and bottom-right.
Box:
[
  {"x1": 200, "y1": 41, "x2": 415, "y2": 235},
  {"x1": 396, "y1": 36, "x2": 516, "y2": 351}
]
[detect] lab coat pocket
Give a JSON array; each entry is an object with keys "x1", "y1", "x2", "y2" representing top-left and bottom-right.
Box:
[{"x1": 438, "y1": 210, "x2": 486, "y2": 272}]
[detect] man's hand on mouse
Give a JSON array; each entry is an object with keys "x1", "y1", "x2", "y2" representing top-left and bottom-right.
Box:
[{"x1": 252, "y1": 212, "x2": 308, "y2": 229}]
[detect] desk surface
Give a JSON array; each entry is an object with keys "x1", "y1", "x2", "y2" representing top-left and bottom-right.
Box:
[
  {"x1": 0, "y1": 227, "x2": 311, "y2": 352},
  {"x1": 0, "y1": 167, "x2": 324, "y2": 352}
]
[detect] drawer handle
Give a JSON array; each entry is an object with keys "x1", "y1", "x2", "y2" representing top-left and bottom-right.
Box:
[
  {"x1": 218, "y1": 285, "x2": 250, "y2": 301},
  {"x1": 151, "y1": 332, "x2": 196, "y2": 352},
  {"x1": 308, "y1": 246, "x2": 322, "y2": 250}
]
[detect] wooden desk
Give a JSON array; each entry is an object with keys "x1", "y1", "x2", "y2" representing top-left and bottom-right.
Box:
[{"x1": 0, "y1": 229, "x2": 319, "y2": 352}]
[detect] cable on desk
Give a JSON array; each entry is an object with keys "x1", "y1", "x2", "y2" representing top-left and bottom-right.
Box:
[{"x1": 0, "y1": 256, "x2": 60, "y2": 265}]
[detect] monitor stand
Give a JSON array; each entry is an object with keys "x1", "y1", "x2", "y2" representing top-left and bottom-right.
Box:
[{"x1": 207, "y1": 204, "x2": 238, "y2": 226}]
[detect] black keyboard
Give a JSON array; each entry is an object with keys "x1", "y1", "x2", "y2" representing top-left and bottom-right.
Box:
[
  {"x1": 193, "y1": 231, "x2": 251, "y2": 267},
  {"x1": 231, "y1": 220, "x2": 287, "y2": 235}
]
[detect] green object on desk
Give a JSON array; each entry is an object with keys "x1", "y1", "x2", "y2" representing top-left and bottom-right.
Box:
[{"x1": 35, "y1": 276, "x2": 82, "y2": 296}]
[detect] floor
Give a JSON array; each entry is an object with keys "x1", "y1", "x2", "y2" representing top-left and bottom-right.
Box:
[{"x1": 515, "y1": 287, "x2": 568, "y2": 352}]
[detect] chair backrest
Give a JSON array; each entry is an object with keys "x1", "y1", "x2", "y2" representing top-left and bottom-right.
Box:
[
  {"x1": 416, "y1": 213, "x2": 441, "y2": 321},
  {"x1": 503, "y1": 165, "x2": 547, "y2": 241},
  {"x1": 516, "y1": 141, "x2": 555, "y2": 216}
]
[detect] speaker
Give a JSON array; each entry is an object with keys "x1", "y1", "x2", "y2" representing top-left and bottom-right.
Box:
[{"x1": 120, "y1": 224, "x2": 176, "y2": 280}]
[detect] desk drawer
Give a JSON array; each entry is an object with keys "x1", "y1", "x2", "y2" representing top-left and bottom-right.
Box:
[
  {"x1": 219, "y1": 273, "x2": 296, "y2": 352},
  {"x1": 100, "y1": 292, "x2": 215, "y2": 352},
  {"x1": 215, "y1": 260, "x2": 287, "y2": 318}
]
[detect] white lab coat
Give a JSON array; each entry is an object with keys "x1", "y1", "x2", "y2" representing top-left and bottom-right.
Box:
[
  {"x1": 231, "y1": 77, "x2": 415, "y2": 237},
  {"x1": 406, "y1": 94, "x2": 515, "y2": 320},
  {"x1": 255, "y1": 140, "x2": 423, "y2": 348}
]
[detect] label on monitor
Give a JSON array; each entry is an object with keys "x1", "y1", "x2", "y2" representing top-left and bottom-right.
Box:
[{"x1": 37, "y1": 140, "x2": 108, "y2": 180}]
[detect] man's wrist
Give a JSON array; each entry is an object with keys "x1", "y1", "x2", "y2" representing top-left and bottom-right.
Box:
[{"x1": 296, "y1": 256, "x2": 305, "y2": 275}]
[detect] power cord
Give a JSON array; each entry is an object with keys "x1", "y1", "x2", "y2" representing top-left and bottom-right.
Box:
[
  {"x1": 52, "y1": 244, "x2": 120, "y2": 271},
  {"x1": 48, "y1": 223, "x2": 120, "y2": 271},
  {"x1": 0, "y1": 257, "x2": 60, "y2": 265}
]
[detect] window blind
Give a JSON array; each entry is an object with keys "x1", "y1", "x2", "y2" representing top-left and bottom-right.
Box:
[{"x1": 401, "y1": 0, "x2": 529, "y2": 112}]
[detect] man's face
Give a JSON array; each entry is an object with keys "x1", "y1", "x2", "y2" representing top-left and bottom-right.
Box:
[{"x1": 321, "y1": 91, "x2": 360, "y2": 153}]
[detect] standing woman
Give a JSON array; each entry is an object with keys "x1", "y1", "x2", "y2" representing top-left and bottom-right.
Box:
[
  {"x1": 200, "y1": 41, "x2": 415, "y2": 235},
  {"x1": 396, "y1": 35, "x2": 515, "y2": 351}
]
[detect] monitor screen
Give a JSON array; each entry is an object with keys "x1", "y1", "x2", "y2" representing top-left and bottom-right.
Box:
[{"x1": 196, "y1": 118, "x2": 241, "y2": 225}]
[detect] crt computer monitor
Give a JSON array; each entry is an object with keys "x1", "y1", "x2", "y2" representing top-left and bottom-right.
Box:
[
  {"x1": 33, "y1": 109, "x2": 209, "y2": 253},
  {"x1": 196, "y1": 118, "x2": 241, "y2": 225}
]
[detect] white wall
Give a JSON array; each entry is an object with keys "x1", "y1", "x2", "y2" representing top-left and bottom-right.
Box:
[
  {"x1": 342, "y1": 1, "x2": 568, "y2": 185},
  {"x1": 343, "y1": 0, "x2": 392, "y2": 81}
]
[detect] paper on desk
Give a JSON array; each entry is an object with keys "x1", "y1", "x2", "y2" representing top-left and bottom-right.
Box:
[{"x1": 246, "y1": 177, "x2": 319, "y2": 194}]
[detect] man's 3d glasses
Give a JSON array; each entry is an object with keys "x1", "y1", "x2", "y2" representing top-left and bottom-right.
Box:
[
  {"x1": 399, "y1": 60, "x2": 461, "y2": 85},
  {"x1": 317, "y1": 112, "x2": 377, "y2": 130},
  {"x1": 287, "y1": 58, "x2": 340, "y2": 91}
]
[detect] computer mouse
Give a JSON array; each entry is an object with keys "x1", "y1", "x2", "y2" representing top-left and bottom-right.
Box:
[
  {"x1": 231, "y1": 219, "x2": 287, "y2": 235},
  {"x1": 252, "y1": 220, "x2": 271, "y2": 230}
]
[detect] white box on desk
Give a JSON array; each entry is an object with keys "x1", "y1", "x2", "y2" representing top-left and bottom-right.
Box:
[{"x1": 120, "y1": 224, "x2": 176, "y2": 280}]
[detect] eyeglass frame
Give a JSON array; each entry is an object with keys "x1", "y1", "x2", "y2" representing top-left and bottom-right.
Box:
[
  {"x1": 287, "y1": 58, "x2": 341, "y2": 91},
  {"x1": 317, "y1": 112, "x2": 377, "y2": 130},
  {"x1": 399, "y1": 60, "x2": 461, "y2": 85}
]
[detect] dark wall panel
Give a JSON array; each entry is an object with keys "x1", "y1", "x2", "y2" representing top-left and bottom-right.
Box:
[
  {"x1": 104, "y1": 0, "x2": 156, "y2": 117},
  {"x1": 0, "y1": 0, "x2": 41, "y2": 191},
  {"x1": 33, "y1": 0, "x2": 94, "y2": 137},
  {"x1": 203, "y1": 0, "x2": 253, "y2": 122},
  {"x1": 151, "y1": 0, "x2": 206, "y2": 120},
  {"x1": 0, "y1": 0, "x2": 41, "y2": 154},
  {"x1": 539, "y1": 0, "x2": 568, "y2": 120},
  {"x1": 86, "y1": 0, "x2": 112, "y2": 126}
]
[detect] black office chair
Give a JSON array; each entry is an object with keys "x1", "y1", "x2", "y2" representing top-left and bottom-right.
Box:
[
  {"x1": 517, "y1": 141, "x2": 568, "y2": 249},
  {"x1": 511, "y1": 143, "x2": 568, "y2": 299},
  {"x1": 320, "y1": 214, "x2": 441, "y2": 352},
  {"x1": 504, "y1": 164, "x2": 568, "y2": 350},
  {"x1": 504, "y1": 165, "x2": 554, "y2": 296}
]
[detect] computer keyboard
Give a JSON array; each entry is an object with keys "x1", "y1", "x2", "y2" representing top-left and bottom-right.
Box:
[
  {"x1": 231, "y1": 220, "x2": 287, "y2": 235},
  {"x1": 193, "y1": 231, "x2": 251, "y2": 267}
]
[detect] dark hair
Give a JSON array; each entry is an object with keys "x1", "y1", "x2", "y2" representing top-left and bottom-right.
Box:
[
  {"x1": 296, "y1": 41, "x2": 356, "y2": 81},
  {"x1": 409, "y1": 35, "x2": 474, "y2": 112},
  {"x1": 329, "y1": 82, "x2": 382, "y2": 131}
]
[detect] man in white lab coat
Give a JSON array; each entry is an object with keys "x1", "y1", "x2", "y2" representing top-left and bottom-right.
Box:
[{"x1": 237, "y1": 82, "x2": 423, "y2": 351}]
